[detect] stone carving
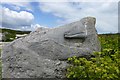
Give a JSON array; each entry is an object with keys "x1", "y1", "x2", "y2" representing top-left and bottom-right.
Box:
[{"x1": 2, "y1": 17, "x2": 101, "y2": 78}]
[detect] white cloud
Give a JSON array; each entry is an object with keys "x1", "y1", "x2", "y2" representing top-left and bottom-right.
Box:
[
  {"x1": 1, "y1": 0, "x2": 119, "y2": 33},
  {"x1": 1, "y1": 7, "x2": 34, "y2": 30},
  {"x1": 1, "y1": 0, "x2": 30, "y2": 6},
  {"x1": 0, "y1": 5, "x2": 2, "y2": 27},
  {"x1": 9, "y1": 5, "x2": 21, "y2": 11},
  {"x1": 1, "y1": 0, "x2": 33, "y2": 12},
  {"x1": 35, "y1": 0, "x2": 120, "y2": 2},
  {"x1": 39, "y1": 2, "x2": 118, "y2": 33},
  {"x1": 31, "y1": 24, "x2": 46, "y2": 30},
  {"x1": 1, "y1": 1, "x2": 46, "y2": 31},
  {"x1": 18, "y1": 24, "x2": 47, "y2": 31}
]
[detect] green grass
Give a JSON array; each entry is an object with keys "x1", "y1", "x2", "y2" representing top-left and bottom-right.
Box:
[{"x1": 98, "y1": 34, "x2": 119, "y2": 50}]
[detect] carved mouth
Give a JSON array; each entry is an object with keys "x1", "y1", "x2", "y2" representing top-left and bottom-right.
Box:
[{"x1": 64, "y1": 32, "x2": 87, "y2": 39}]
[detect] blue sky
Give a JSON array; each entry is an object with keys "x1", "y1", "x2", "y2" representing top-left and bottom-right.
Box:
[{"x1": 0, "y1": 0, "x2": 119, "y2": 34}]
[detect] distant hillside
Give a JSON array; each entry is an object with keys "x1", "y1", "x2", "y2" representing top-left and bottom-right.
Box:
[
  {"x1": 0, "y1": 28, "x2": 31, "y2": 42},
  {"x1": 0, "y1": 28, "x2": 31, "y2": 34}
]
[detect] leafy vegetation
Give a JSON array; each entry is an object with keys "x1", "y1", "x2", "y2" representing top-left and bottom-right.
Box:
[{"x1": 66, "y1": 34, "x2": 120, "y2": 80}]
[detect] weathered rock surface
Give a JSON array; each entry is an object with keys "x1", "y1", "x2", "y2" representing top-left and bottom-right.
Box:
[{"x1": 2, "y1": 17, "x2": 101, "y2": 78}]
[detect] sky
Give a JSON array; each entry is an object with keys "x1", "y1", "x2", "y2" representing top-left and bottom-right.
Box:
[{"x1": 0, "y1": 0, "x2": 119, "y2": 34}]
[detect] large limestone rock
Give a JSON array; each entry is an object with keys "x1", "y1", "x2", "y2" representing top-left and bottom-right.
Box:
[{"x1": 2, "y1": 17, "x2": 101, "y2": 78}]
